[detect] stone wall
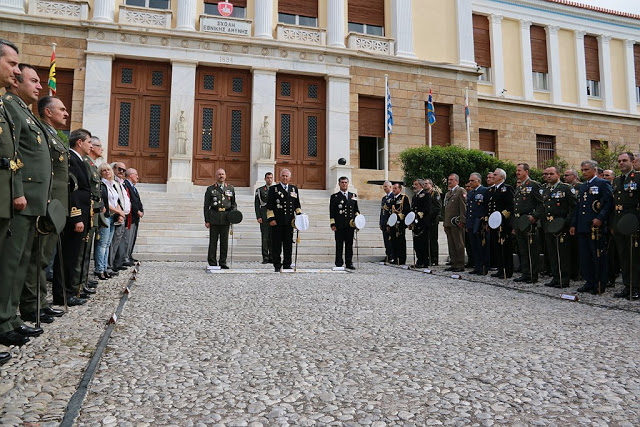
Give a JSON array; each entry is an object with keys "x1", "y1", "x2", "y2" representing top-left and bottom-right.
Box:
[
  {"x1": 478, "y1": 99, "x2": 640, "y2": 170},
  {"x1": 349, "y1": 65, "x2": 478, "y2": 199},
  {"x1": 0, "y1": 30, "x2": 87, "y2": 131}
]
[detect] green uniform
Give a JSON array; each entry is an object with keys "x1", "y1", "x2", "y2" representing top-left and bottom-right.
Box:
[
  {"x1": 0, "y1": 97, "x2": 19, "y2": 254},
  {"x1": 513, "y1": 177, "x2": 543, "y2": 281},
  {"x1": 20, "y1": 121, "x2": 69, "y2": 314},
  {"x1": 0, "y1": 92, "x2": 51, "y2": 333},
  {"x1": 541, "y1": 181, "x2": 576, "y2": 286},
  {"x1": 73, "y1": 156, "x2": 101, "y2": 288},
  {"x1": 204, "y1": 182, "x2": 236, "y2": 266},
  {"x1": 611, "y1": 171, "x2": 640, "y2": 294},
  {"x1": 254, "y1": 184, "x2": 272, "y2": 263}
]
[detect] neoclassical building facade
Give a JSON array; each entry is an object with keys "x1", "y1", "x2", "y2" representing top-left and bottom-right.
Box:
[{"x1": 1, "y1": 0, "x2": 639, "y2": 198}]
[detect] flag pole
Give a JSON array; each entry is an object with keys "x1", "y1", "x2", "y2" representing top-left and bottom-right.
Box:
[
  {"x1": 384, "y1": 74, "x2": 389, "y2": 182},
  {"x1": 465, "y1": 87, "x2": 471, "y2": 149}
]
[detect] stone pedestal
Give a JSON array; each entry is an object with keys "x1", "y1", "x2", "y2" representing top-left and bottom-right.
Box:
[
  {"x1": 167, "y1": 155, "x2": 193, "y2": 193},
  {"x1": 254, "y1": 159, "x2": 277, "y2": 190},
  {"x1": 329, "y1": 164, "x2": 356, "y2": 194}
]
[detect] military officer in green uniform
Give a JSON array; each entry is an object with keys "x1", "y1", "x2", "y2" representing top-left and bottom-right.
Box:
[
  {"x1": 513, "y1": 163, "x2": 543, "y2": 283},
  {"x1": 204, "y1": 168, "x2": 236, "y2": 269},
  {"x1": 0, "y1": 39, "x2": 21, "y2": 360},
  {"x1": 19, "y1": 96, "x2": 69, "y2": 323},
  {"x1": 541, "y1": 166, "x2": 576, "y2": 288},
  {"x1": 0, "y1": 63, "x2": 51, "y2": 345},
  {"x1": 72, "y1": 136, "x2": 103, "y2": 296},
  {"x1": 254, "y1": 171, "x2": 273, "y2": 264},
  {"x1": 610, "y1": 152, "x2": 640, "y2": 300}
]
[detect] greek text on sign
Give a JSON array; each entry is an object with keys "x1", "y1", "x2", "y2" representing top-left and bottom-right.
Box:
[
  {"x1": 201, "y1": 17, "x2": 251, "y2": 36},
  {"x1": 218, "y1": 1, "x2": 233, "y2": 17}
]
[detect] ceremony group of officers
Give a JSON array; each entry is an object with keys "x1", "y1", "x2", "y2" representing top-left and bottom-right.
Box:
[
  {"x1": 0, "y1": 39, "x2": 144, "y2": 366},
  {"x1": 378, "y1": 157, "x2": 640, "y2": 303}
]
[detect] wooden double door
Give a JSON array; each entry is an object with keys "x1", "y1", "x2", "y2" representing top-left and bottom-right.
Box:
[
  {"x1": 109, "y1": 60, "x2": 170, "y2": 183},
  {"x1": 193, "y1": 67, "x2": 251, "y2": 187},
  {"x1": 275, "y1": 74, "x2": 326, "y2": 189}
]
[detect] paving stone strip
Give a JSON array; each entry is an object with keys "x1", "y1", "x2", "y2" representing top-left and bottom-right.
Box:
[{"x1": 71, "y1": 262, "x2": 638, "y2": 426}]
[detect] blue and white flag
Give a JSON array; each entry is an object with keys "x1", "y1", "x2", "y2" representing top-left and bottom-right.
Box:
[
  {"x1": 427, "y1": 88, "x2": 436, "y2": 126},
  {"x1": 386, "y1": 80, "x2": 393, "y2": 135}
]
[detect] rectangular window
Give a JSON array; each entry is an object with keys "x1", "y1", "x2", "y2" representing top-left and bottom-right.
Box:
[
  {"x1": 204, "y1": 1, "x2": 247, "y2": 18},
  {"x1": 536, "y1": 134, "x2": 556, "y2": 169},
  {"x1": 35, "y1": 67, "x2": 74, "y2": 132},
  {"x1": 348, "y1": 0, "x2": 384, "y2": 36},
  {"x1": 126, "y1": 0, "x2": 170, "y2": 9},
  {"x1": 428, "y1": 103, "x2": 452, "y2": 147},
  {"x1": 479, "y1": 129, "x2": 497, "y2": 157},
  {"x1": 530, "y1": 25, "x2": 548, "y2": 91},
  {"x1": 533, "y1": 72, "x2": 549, "y2": 91},
  {"x1": 278, "y1": 0, "x2": 318, "y2": 26},
  {"x1": 358, "y1": 96, "x2": 384, "y2": 170},
  {"x1": 473, "y1": 14, "x2": 491, "y2": 82},
  {"x1": 590, "y1": 139, "x2": 607, "y2": 159},
  {"x1": 584, "y1": 35, "x2": 600, "y2": 97}
]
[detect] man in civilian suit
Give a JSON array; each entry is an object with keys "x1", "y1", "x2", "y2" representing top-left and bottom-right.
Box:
[
  {"x1": 443, "y1": 174, "x2": 467, "y2": 272},
  {"x1": 466, "y1": 173, "x2": 489, "y2": 275},
  {"x1": 53, "y1": 129, "x2": 92, "y2": 307},
  {"x1": 123, "y1": 168, "x2": 143, "y2": 264},
  {"x1": 569, "y1": 160, "x2": 612, "y2": 295}
]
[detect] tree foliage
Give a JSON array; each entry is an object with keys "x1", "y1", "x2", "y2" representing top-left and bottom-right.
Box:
[
  {"x1": 591, "y1": 141, "x2": 628, "y2": 174},
  {"x1": 399, "y1": 145, "x2": 525, "y2": 188}
]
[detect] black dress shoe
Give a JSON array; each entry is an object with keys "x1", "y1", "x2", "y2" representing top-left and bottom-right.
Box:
[
  {"x1": 465, "y1": 263, "x2": 474, "y2": 268},
  {"x1": 0, "y1": 352, "x2": 11, "y2": 364},
  {"x1": 43, "y1": 307, "x2": 65, "y2": 317},
  {"x1": 67, "y1": 296, "x2": 87, "y2": 306},
  {"x1": 283, "y1": 265, "x2": 292, "y2": 270},
  {"x1": 628, "y1": 293, "x2": 640, "y2": 300},
  {"x1": 123, "y1": 261, "x2": 135, "y2": 267},
  {"x1": 96, "y1": 272, "x2": 109, "y2": 280},
  {"x1": 513, "y1": 276, "x2": 530, "y2": 283},
  {"x1": 274, "y1": 266, "x2": 281, "y2": 272},
  {"x1": 613, "y1": 291, "x2": 628, "y2": 298},
  {"x1": 346, "y1": 264, "x2": 356, "y2": 270},
  {"x1": 450, "y1": 268, "x2": 464, "y2": 272},
  {"x1": 79, "y1": 292, "x2": 91, "y2": 299},
  {"x1": 261, "y1": 260, "x2": 269, "y2": 264},
  {"x1": 83, "y1": 286, "x2": 97, "y2": 295},
  {"x1": 15, "y1": 324, "x2": 43, "y2": 337},
  {"x1": 0, "y1": 331, "x2": 29, "y2": 346},
  {"x1": 20, "y1": 311, "x2": 54, "y2": 324},
  {"x1": 576, "y1": 286, "x2": 593, "y2": 293},
  {"x1": 444, "y1": 267, "x2": 455, "y2": 271},
  {"x1": 107, "y1": 271, "x2": 119, "y2": 277},
  {"x1": 491, "y1": 271, "x2": 503, "y2": 278},
  {"x1": 87, "y1": 279, "x2": 98, "y2": 288},
  {"x1": 220, "y1": 264, "x2": 229, "y2": 270},
  {"x1": 545, "y1": 281, "x2": 561, "y2": 288}
]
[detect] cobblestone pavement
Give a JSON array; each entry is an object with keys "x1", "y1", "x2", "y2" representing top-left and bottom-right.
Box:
[{"x1": 68, "y1": 262, "x2": 640, "y2": 426}]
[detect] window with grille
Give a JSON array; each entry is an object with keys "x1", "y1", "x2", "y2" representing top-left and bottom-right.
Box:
[
  {"x1": 348, "y1": 0, "x2": 384, "y2": 36},
  {"x1": 126, "y1": 0, "x2": 170, "y2": 9},
  {"x1": 148, "y1": 104, "x2": 161, "y2": 148},
  {"x1": 204, "y1": 0, "x2": 247, "y2": 18},
  {"x1": 151, "y1": 71, "x2": 163, "y2": 87},
  {"x1": 203, "y1": 75, "x2": 215, "y2": 91},
  {"x1": 280, "y1": 114, "x2": 291, "y2": 156},
  {"x1": 230, "y1": 110, "x2": 242, "y2": 152},
  {"x1": 536, "y1": 135, "x2": 556, "y2": 169},
  {"x1": 201, "y1": 108, "x2": 213, "y2": 151},
  {"x1": 307, "y1": 116, "x2": 318, "y2": 157},
  {"x1": 121, "y1": 68, "x2": 133, "y2": 84}
]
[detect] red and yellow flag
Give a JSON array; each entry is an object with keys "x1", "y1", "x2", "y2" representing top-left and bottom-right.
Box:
[{"x1": 48, "y1": 46, "x2": 56, "y2": 96}]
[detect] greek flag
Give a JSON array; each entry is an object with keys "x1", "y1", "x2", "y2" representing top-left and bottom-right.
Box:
[
  {"x1": 427, "y1": 88, "x2": 436, "y2": 126},
  {"x1": 386, "y1": 80, "x2": 393, "y2": 135}
]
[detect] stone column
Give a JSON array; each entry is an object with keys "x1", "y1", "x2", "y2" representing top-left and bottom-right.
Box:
[
  {"x1": 520, "y1": 20, "x2": 533, "y2": 101},
  {"x1": 624, "y1": 39, "x2": 637, "y2": 114},
  {"x1": 575, "y1": 30, "x2": 588, "y2": 108},
  {"x1": 167, "y1": 60, "x2": 197, "y2": 193},
  {"x1": 82, "y1": 53, "x2": 113, "y2": 158},
  {"x1": 176, "y1": 0, "x2": 197, "y2": 31},
  {"x1": 326, "y1": 75, "x2": 352, "y2": 193},
  {"x1": 92, "y1": 0, "x2": 115, "y2": 22},
  {"x1": 598, "y1": 35, "x2": 613, "y2": 111},
  {"x1": 251, "y1": 68, "x2": 277, "y2": 188},
  {"x1": 327, "y1": 0, "x2": 345, "y2": 48},
  {"x1": 254, "y1": 0, "x2": 274, "y2": 39},
  {"x1": 456, "y1": 0, "x2": 475, "y2": 67},
  {"x1": 391, "y1": 0, "x2": 416, "y2": 58},
  {"x1": 546, "y1": 25, "x2": 562, "y2": 105},
  {"x1": 490, "y1": 14, "x2": 504, "y2": 97}
]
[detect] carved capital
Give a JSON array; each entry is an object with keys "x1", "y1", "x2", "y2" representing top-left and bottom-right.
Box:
[
  {"x1": 490, "y1": 14, "x2": 503, "y2": 25},
  {"x1": 574, "y1": 30, "x2": 586, "y2": 40},
  {"x1": 520, "y1": 20, "x2": 531, "y2": 30},
  {"x1": 545, "y1": 25, "x2": 559, "y2": 36}
]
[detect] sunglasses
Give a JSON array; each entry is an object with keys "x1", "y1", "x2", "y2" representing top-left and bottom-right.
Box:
[{"x1": 117, "y1": 168, "x2": 126, "y2": 173}]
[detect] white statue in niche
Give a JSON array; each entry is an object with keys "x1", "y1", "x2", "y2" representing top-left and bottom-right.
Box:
[
  {"x1": 175, "y1": 111, "x2": 188, "y2": 155},
  {"x1": 259, "y1": 115, "x2": 272, "y2": 160}
]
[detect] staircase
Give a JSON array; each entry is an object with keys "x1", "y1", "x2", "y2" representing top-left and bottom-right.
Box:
[{"x1": 132, "y1": 184, "x2": 448, "y2": 263}]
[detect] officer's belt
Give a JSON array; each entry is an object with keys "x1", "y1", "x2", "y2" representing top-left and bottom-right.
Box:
[{"x1": 218, "y1": 207, "x2": 226, "y2": 212}]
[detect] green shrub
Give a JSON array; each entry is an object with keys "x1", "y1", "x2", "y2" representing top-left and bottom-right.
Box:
[{"x1": 399, "y1": 145, "x2": 528, "y2": 188}]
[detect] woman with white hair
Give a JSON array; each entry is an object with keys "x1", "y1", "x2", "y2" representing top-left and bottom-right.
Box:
[{"x1": 94, "y1": 163, "x2": 125, "y2": 280}]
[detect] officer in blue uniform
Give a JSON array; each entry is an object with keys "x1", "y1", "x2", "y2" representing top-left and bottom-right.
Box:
[
  {"x1": 466, "y1": 173, "x2": 489, "y2": 275},
  {"x1": 570, "y1": 160, "x2": 612, "y2": 294}
]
